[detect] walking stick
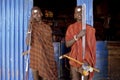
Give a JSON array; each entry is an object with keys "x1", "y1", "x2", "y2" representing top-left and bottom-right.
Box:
[
  {"x1": 23, "y1": 23, "x2": 32, "y2": 80},
  {"x1": 82, "y1": 3, "x2": 86, "y2": 80},
  {"x1": 59, "y1": 54, "x2": 100, "y2": 73}
]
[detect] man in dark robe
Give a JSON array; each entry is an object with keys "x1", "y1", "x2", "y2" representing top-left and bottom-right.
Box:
[{"x1": 26, "y1": 6, "x2": 58, "y2": 80}]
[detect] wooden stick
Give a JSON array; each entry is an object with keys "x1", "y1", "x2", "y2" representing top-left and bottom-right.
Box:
[
  {"x1": 59, "y1": 54, "x2": 83, "y2": 65},
  {"x1": 59, "y1": 54, "x2": 100, "y2": 72}
]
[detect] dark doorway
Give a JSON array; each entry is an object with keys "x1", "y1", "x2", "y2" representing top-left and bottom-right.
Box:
[
  {"x1": 93, "y1": 0, "x2": 120, "y2": 41},
  {"x1": 33, "y1": 0, "x2": 76, "y2": 42},
  {"x1": 33, "y1": 0, "x2": 76, "y2": 18}
]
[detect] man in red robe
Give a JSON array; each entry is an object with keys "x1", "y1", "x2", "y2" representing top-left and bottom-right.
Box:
[
  {"x1": 26, "y1": 7, "x2": 58, "y2": 80},
  {"x1": 65, "y1": 5, "x2": 96, "y2": 80}
]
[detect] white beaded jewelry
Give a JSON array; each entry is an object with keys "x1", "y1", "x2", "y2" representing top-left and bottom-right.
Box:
[
  {"x1": 74, "y1": 35, "x2": 78, "y2": 41},
  {"x1": 27, "y1": 31, "x2": 31, "y2": 34}
]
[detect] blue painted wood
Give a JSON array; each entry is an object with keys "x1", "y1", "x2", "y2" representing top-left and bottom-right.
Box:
[
  {"x1": 93, "y1": 41, "x2": 108, "y2": 80},
  {"x1": 54, "y1": 42, "x2": 70, "y2": 80},
  {"x1": 77, "y1": 0, "x2": 93, "y2": 26}
]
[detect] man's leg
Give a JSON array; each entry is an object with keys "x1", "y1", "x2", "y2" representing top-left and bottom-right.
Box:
[
  {"x1": 78, "y1": 67, "x2": 89, "y2": 80},
  {"x1": 32, "y1": 69, "x2": 39, "y2": 80},
  {"x1": 70, "y1": 66, "x2": 81, "y2": 80},
  {"x1": 71, "y1": 66, "x2": 89, "y2": 80},
  {"x1": 84, "y1": 76, "x2": 89, "y2": 80},
  {"x1": 32, "y1": 69, "x2": 48, "y2": 80}
]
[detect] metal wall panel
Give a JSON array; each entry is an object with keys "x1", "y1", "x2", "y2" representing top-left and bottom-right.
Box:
[
  {"x1": 77, "y1": 0, "x2": 93, "y2": 26},
  {"x1": 0, "y1": 0, "x2": 33, "y2": 80}
]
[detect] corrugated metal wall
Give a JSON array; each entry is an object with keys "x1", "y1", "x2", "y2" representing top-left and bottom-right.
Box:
[
  {"x1": 77, "y1": 0, "x2": 93, "y2": 26},
  {"x1": 0, "y1": 0, "x2": 33, "y2": 80}
]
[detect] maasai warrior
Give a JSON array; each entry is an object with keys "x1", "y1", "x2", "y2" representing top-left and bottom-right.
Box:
[
  {"x1": 65, "y1": 5, "x2": 96, "y2": 80},
  {"x1": 26, "y1": 6, "x2": 58, "y2": 80}
]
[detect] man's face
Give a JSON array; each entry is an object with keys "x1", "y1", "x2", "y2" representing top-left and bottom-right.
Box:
[
  {"x1": 74, "y1": 7, "x2": 82, "y2": 21},
  {"x1": 32, "y1": 9, "x2": 43, "y2": 21}
]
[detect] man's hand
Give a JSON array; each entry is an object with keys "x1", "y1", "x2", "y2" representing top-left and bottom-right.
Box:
[
  {"x1": 22, "y1": 50, "x2": 29, "y2": 56},
  {"x1": 82, "y1": 70, "x2": 89, "y2": 76},
  {"x1": 26, "y1": 33, "x2": 31, "y2": 45},
  {"x1": 77, "y1": 29, "x2": 86, "y2": 39},
  {"x1": 78, "y1": 67, "x2": 89, "y2": 76}
]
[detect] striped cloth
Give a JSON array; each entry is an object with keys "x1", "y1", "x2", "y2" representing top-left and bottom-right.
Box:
[{"x1": 28, "y1": 21, "x2": 58, "y2": 80}]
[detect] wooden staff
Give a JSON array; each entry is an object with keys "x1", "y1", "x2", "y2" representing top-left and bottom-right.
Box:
[{"x1": 59, "y1": 54, "x2": 100, "y2": 72}]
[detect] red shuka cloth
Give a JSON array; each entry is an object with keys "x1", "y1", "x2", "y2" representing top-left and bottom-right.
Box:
[
  {"x1": 65, "y1": 22, "x2": 96, "y2": 80},
  {"x1": 27, "y1": 21, "x2": 58, "y2": 80}
]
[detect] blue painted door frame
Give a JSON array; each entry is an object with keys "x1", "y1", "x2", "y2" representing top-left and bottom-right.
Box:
[{"x1": 77, "y1": 0, "x2": 93, "y2": 26}]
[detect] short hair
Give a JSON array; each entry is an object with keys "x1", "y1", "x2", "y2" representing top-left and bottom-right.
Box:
[
  {"x1": 31, "y1": 6, "x2": 42, "y2": 13},
  {"x1": 31, "y1": 6, "x2": 43, "y2": 16},
  {"x1": 75, "y1": 5, "x2": 82, "y2": 12}
]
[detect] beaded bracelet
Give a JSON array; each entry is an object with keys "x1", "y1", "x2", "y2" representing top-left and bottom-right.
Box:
[{"x1": 74, "y1": 35, "x2": 78, "y2": 41}]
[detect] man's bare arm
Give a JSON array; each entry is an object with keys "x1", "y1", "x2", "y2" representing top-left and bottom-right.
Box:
[{"x1": 66, "y1": 29, "x2": 86, "y2": 48}]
